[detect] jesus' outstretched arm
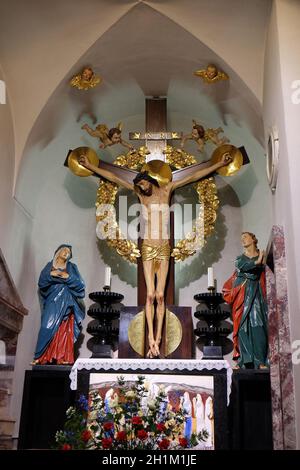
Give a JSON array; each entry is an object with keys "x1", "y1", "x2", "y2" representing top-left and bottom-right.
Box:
[
  {"x1": 170, "y1": 153, "x2": 232, "y2": 191},
  {"x1": 79, "y1": 155, "x2": 134, "y2": 191}
]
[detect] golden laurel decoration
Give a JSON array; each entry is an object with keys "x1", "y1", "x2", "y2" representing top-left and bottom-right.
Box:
[{"x1": 95, "y1": 146, "x2": 219, "y2": 263}]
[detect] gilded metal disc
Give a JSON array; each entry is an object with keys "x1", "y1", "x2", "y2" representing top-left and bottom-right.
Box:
[
  {"x1": 141, "y1": 159, "x2": 172, "y2": 186},
  {"x1": 211, "y1": 144, "x2": 243, "y2": 176},
  {"x1": 68, "y1": 146, "x2": 99, "y2": 177},
  {"x1": 128, "y1": 310, "x2": 145, "y2": 356},
  {"x1": 165, "y1": 309, "x2": 182, "y2": 356},
  {"x1": 128, "y1": 308, "x2": 182, "y2": 357}
]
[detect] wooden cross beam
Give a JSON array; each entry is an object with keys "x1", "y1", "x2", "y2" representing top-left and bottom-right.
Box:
[{"x1": 129, "y1": 98, "x2": 181, "y2": 161}]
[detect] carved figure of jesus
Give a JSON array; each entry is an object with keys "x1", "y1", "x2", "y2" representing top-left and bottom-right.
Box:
[{"x1": 79, "y1": 153, "x2": 231, "y2": 357}]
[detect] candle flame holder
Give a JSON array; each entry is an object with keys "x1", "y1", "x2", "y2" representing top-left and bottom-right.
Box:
[
  {"x1": 193, "y1": 291, "x2": 232, "y2": 359},
  {"x1": 87, "y1": 288, "x2": 124, "y2": 358}
]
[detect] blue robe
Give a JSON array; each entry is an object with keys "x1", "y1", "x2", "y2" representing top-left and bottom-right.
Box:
[{"x1": 34, "y1": 261, "x2": 85, "y2": 359}]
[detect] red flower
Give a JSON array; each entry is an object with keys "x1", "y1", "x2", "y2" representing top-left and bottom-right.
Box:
[
  {"x1": 158, "y1": 438, "x2": 170, "y2": 450},
  {"x1": 156, "y1": 423, "x2": 166, "y2": 432},
  {"x1": 116, "y1": 431, "x2": 127, "y2": 442},
  {"x1": 132, "y1": 416, "x2": 143, "y2": 425},
  {"x1": 61, "y1": 443, "x2": 72, "y2": 451},
  {"x1": 81, "y1": 429, "x2": 92, "y2": 442},
  {"x1": 137, "y1": 429, "x2": 148, "y2": 440},
  {"x1": 103, "y1": 422, "x2": 114, "y2": 431},
  {"x1": 179, "y1": 437, "x2": 188, "y2": 448},
  {"x1": 102, "y1": 437, "x2": 113, "y2": 449}
]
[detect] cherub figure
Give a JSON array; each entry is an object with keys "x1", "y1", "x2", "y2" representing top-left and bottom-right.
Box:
[
  {"x1": 70, "y1": 66, "x2": 102, "y2": 90},
  {"x1": 181, "y1": 120, "x2": 229, "y2": 153},
  {"x1": 194, "y1": 64, "x2": 228, "y2": 84},
  {"x1": 81, "y1": 122, "x2": 134, "y2": 151},
  {"x1": 181, "y1": 120, "x2": 206, "y2": 153},
  {"x1": 205, "y1": 127, "x2": 229, "y2": 147}
]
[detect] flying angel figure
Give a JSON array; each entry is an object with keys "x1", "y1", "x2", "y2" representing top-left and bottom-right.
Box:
[
  {"x1": 81, "y1": 122, "x2": 134, "y2": 151},
  {"x1": 70, "y1": 67, "x2": 102, "y2": 90},
  {"x1": 181, "y1": 120, "x2": 206, "y2": 153},
  {"x1": 181, "y1": 120, "x2": 229, "y2": 153},
  {"x1": 194, "y1": 64, "x2": 229, "y2": 84}
]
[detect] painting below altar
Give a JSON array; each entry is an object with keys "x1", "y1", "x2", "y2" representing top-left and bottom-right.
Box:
[{"x1": 88, "y1": 373, "x2": 214, "y2": 450}]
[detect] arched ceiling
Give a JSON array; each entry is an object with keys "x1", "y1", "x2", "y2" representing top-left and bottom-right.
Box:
[{"x1": 0, "y1": 0, "x2": 271, "y2": 186}]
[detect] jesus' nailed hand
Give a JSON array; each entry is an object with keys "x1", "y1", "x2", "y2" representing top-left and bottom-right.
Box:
[{"x1": 79, "y1": 152, "x2": 232, "y2": 358}]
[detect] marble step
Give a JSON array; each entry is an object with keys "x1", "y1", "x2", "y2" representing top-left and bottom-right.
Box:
[
  {"x1": 0, "y1": 418, "x2": 15, "y2": 437},
  {"x1": 0, "y1": 436, "x2": 14, "y2": 450},
  {"x1": 0, "y1": 368, "x2": 14, "y2": 380},
  {"x1": 0, "y1": 387, "x2": 12, "y2": 418},
  {"x1": 0, "y1": 378, "x2": 13, "y2": 394}
]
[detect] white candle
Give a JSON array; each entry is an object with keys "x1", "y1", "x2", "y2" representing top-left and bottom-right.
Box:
[
  {"x1": 104, "y1": 267, "x2": 111, "y2": 287},
  {"x1": 207, "y1": 267, "x2": 214, "y2": 289}
]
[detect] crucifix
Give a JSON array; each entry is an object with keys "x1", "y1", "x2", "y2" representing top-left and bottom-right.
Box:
[
  {"x1": 71, "y1": 96, "x2": 249, "y2": 358},
  {"x1": 77, "y1": 97, "x2": 239, "y2": 359}
]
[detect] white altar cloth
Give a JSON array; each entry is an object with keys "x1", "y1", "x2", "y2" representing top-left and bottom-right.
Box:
[{"x1": 70, "y1": 358, "x2": 232, "y2": 404}]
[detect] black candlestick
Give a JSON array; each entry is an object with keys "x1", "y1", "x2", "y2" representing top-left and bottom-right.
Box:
[
  {"x1": 87, "y1": 288, "x2": 124, "y2": 358},
  {"x1": 194, "y1": 290, "x2": 231, "y2": 359}
]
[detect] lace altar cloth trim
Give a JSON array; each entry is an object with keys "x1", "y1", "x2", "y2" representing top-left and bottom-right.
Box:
[{"x1": 69, "y1": 359, "x2": 232, "y2": 404}]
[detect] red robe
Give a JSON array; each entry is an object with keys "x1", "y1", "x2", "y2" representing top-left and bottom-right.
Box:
[
  {"x1": 222, "y1": 272, "x2": 266, "y2": 362},
  {"x1": 36, "y1": 313, "x2": 74, "y2": 364}
]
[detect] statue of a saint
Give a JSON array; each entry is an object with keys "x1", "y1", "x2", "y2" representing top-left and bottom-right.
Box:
[
  {"x1": 32, "y1": 245, "x2": 85, "y2": 365},
  {"x1": 79, "y1": 152, "x2": 231, "y2": 358},
  {"x1": 222, "y1": 232, "x2": 268, "y2": 369}
]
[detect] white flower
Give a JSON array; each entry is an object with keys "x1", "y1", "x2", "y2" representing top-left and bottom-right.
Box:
[
  {"x1": 55, "y1": 431, "x2": 65, "y2": 442},
  {"x1": 66, "y1": 407, "x2": 75, "y2": 418},
  {"x1": 89, "y1": 410, "x2": 98, "y2": 420},
  {"x1": 125, "y1": 390, "x2": 136, "y2": 399},
  {"x1": 148, "y1": 399, "x2": 156, "y2": 410},
  {"x1": 165, "y1": 418, "x2": 176, "y2": 428}
]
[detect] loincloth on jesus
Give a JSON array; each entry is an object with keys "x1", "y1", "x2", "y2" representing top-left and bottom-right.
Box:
[{"x1": 141, "y1": 240, "x2": 171, "y2": 272}]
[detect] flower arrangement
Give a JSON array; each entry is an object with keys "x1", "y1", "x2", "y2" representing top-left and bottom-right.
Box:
[{"x1": 55, "y1": 376, "x2": 209, "y2": 450}]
